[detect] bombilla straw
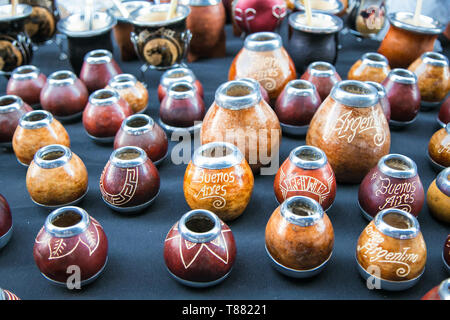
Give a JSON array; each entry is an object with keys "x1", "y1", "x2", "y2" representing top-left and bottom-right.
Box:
[
  {"x1": 304, "y1": 0, "x2": 313, "y2": 26},
  {"x1": 11, "y1": 0, "x2": 17, "y2": 16},
  {"x1": 413, "y1": 0, "x2": 423, "y2": 25},
  {"x1": 111, "y1": 0, "x2": 129, "y2": 18},
  {"x1": 84, "y1": 0, "x2": 94, "y2": 30},
  {"x1": 167, "y1": 0, "x2": 178, "y2": 20}
]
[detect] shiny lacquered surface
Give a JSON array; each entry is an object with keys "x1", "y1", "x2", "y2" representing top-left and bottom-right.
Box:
[
  {"x1": 0, "y1": 194, "x2": 12, "y2": 250},
  {"x1": 201, "y1": 80, "x2": 281, "y2": 172},
  {"x1": 427, "y1": 167, "x2": 450, "y2": 224},
  {"x1": 0, "y1": 95, "x2": 32, "y2": 146},
  {"x1": 300, "y1": 61, "x2": 342, "y2": 102},
  {"x1": 356, "y1": 209, "x2": 427, "y2": 289},
  {"x1": 274, "y1": 80, "x2": 322, "y2": 128},
  {"x1": 306, "y1": 80, "x2": 391, "y2": 183},
  {"x1": 232, "y1": 0, "x2": 287, "y2": 34},
  {"x1": 184, "y1": 142, "x2": 254, "y2": 221},
  {"x1": 33, "y1": 207, "x2": 108, "y2": 285},
  {"x1": 107, "y1": 74, "x2": 148, "y2": 114},
  {"x1": 408, "y1": 52, "x2": 450, "y2": 106},
  {"x1": 358, "y1": 154, "x2": 424, "y2": 219},
  {"x1": 79, "y1": 50, "x2": 122, "y2": 93},
  {"x1": 40, "y1": 70, "x2": 89, "y2": 120},
  {"x1": 382, "y1": 69, "x2": 421, "y2": 125},
  {"x1": 228, "y1": 32, "x2": 296, "y2": 103},
  {"x1": 158, "y1": 67, "x2": 204, "y2": 102},
  {"x1": 164, "y1": 209, "x2": 236, "y2": 286},
  {"x1": 265, "y1": 196, "x2": 334, "y2": 276},
  {"x1": 26, "y1": 145, "x2": 88, "y2": 207},
  {"x1": 12, "y1": 110, "x2": 70, "y2": 166},
  {"x1": 377, "y1": 12, "x2": 445, "y2": 68},
  {"x1": 428, "y1": 124, "x2": 450, "y2": 169},
  {"x1": 83, "y1": 89, "x2": 133, "y2": 141},
  {"x1": 6, "y1": 65, "x2": 46, "y2": 107},
  {"x1": 438, "y1": 96, "x2": 450, "y2": 127},
  {"x1": 159, "y1": 82, "x2": 205, "y2": 129},
  {"x1": 100, "y1": 146, "x2": 160, "y2": 212},
  {"x1": 187, "y1": 0, "x2": 226, "y2": 62},
  {"x1": 114, "y1": 114, "x2": 168, "y2": 165},
  {"x1": 274, "y1": 146, "x2": 336, "y2": 210},
  {"x1": 347, "y1": 53, "x2": 390, "y2": 83}
]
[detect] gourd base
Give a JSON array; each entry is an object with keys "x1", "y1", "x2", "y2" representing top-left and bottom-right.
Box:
[
  {"x1": 102, "y1": 189, "x2": 159, "y2": 214},
  {"x1": 166, "y1": 267, "x2": 232, "y2": 288},
  {"x1": 30, "y1": 188, "x2": 89, "y2": 209}
]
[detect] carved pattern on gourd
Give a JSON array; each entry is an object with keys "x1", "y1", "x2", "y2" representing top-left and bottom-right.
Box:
[
  {"x1": 100, "y1": 167, "x2": 139, "y2": 206},
  {"x1": 35, "y1": 218, "x2": 102, "y2": 260},
  {"x1": 165, "y1": 223, "x2": 231, "y2": 269},
  {"x1": 279, "y1": 168, "x2": 333, "y2": 204}
]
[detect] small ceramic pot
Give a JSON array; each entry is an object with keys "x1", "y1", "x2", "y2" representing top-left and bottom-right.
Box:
[
  {"x1": 0, "y1": 95, "x2": 32, "y2": 147},
  {"x1": 427, "y1": 167, "x2": 450, "y2": 224},
  {"x1": 40, "y1": 70, "x2": 89, "y2": 121},
  {"x1": 444, "y1": 235, "x2": 450, "y2": 271},
  {"x1": 265, "y1": 196, "x2": 334, "y2": 278},
  {"x1": 347, "y1": 52, "x2": 390, "y2": 83},
  {"x1": 6, "y1": 65, "x2": 46, "y2": 107},
  {"x1": 186, "y1": 0, "x2": 226, "y2": 62},
  {"x1": 163, "y1": 209, "x2": 236, "y2": 287},
  {"x1": 274, "y1": 79, "x2": 321, "y2": 135},
  {"x1": 274, "y1": 146, "x2": 336, "y2": 210},
  {"x1": 26, "y1": 145, "x2": 88, "y2": 208},
  {"x1": 347, "y1": 0, "x2": 385, "y2": 38},
  {"x1": 356, "y1": 208, "x2": 427, "y2": 291},
  {"x1": 33, "y1": 206, "x2": 108, "y2": 286},
  {"x1": 438, "y1": 96, "x2": 450, "y2": 128},
  {"x1": 184, "y1": 142, "x2": 254, "y2": 221},
  {"x1": 0, "y1": 289, "x2": 19, "y2": 300},
  {"x1": 159, "y1": 81, "x2": 205, "y2": 133},
  {"x1": 129, "y1": 4, "x2": 192, "y2": 70},
  {"x1": 201, "y1": 79, "x2": 281, "y2": 172},
  {"x1": 158, "y1": 67, "x2": 204, "y2": 102},
  {"x1": 107, "y1": 74, "x2": 148, "y2": 114},
  {"x1": 358, "y1": 154, "x2": 424, "y2": 220},
  {"x1": 13, "y1": 110, "x2": 70, "y2": 166},
  {"x1": 100, "y1": 146, "x2": 160, "y2": 213},
  {"x1": 366, "y1": 81, "x2": 391, "y2": 121},
  {"x1": 114, "y1": 114, "x2": 168, "y2": 165},
  {"x1": 287, "y1": 11, "x2": 343, "y2": 74},
  {"x1": 306, "y1": 80, "x2": 390, "y2": 183},
  {"x1": 82, "y1": 89, "x2": 133, "y2": 143},
  {"x1": 428, "y1": 124, "x2": 450, "y2": 171},
  {"x1": 300, "y1": 61, "x2": 341, "y2": 102},
  {"x1": 377, "y1": 11, "x2": 444, "y2": 68},
  {"x1": 382, "y1": 69, "x2": 420, "y2": 127},
  {"x1": 57, "y1": 11, "x2": 117, "y2": 75},
  {"x1": 232, "y1": 0, "x2": 287, "y2": 35},
  {"x1": 110, "y1": 1, "x2": 152, "y2": 61},
  {"x1": 0, "y1": 4, "x2": 33, "y2": 74},
  {"x1": 23, "y1": 0, "x2": 56, "y2": 44},
  {"x1": 228, "y1": 32, "x2": 296, "y2": 104},
  {"x1": 422, "y1": 279, "x2": 450, "y2": 300},
  {"x1": 79, "y1": 49, "x2": 122, "y2": 93},
  {"x1": 0, "y1": 194, "x2": 13, "y2": 250},
  {"x1": 408, "y1": 52, "x2": 450, "y2": 110},
  {"x1": 294, "y1": 0, "x2": 344, "y2": 16}
]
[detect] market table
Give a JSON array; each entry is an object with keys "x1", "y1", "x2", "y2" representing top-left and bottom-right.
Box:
[{"x1": 0, "y1": 23, "x2": 449, "y2": 300}]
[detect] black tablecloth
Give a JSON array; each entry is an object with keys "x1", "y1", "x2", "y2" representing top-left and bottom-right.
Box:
[{"x1": 0, "y1": 24, "x2": 449, "y2": 300}]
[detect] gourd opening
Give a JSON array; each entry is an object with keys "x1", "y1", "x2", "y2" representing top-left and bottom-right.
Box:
[
  {"x1": 115, "y1": 148, "x2": 141, "y2": 160},
  {"x1": 51, "y1": 210, "x2": 82, "y2": 228},
  {"x1": 185, "y1": 214, "x2": 215, "y2": 233},
  {"x1": 382, "y1": 211, "x2": 413, "y2": 230}
]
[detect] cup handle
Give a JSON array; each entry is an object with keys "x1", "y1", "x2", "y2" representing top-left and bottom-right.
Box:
[
  {"x1": 130, "y1": 31, "x2": 145, "y2": 62},
  {"x1": 180, "y1": 29, "x2": 192, "y2": 61}
]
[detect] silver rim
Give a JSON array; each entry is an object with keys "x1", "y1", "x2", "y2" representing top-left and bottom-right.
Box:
[
  {"x1": 122, "y1": 114, "x2": 155, "y2": 135},
  {"x1": 167, "y1": 81, "x2": 196, "y2": 99},
  {"x1": 289, "y1": 11, "x2": 343, "y2": 34},
  {"x1": 331, "y1": 80, "x2": 378, "y2": 107},
  {"x1": 284, "y1": 80, "x2": 316, "y2": 97},
  {"x1": 178, "y1": 209, "x2": 222, "y2": 243},
  {"x1": 34, "y1": 144, "x2": 72, "y2": 169},
  {"x1": 85, "y1": 49, "x2": 113, "y2": 64},
  {"x1": 89, "y1": 89, "x2": 120, "y2": 106},
  {"x1": 374, "y1": 208, "x2": 420, "y2": 240},
  {"x1": 421, "y1": 52, "x2": 449, "y2": 67},
  {"x1": 192, "y1": 142, "x2": 244, "y2": 170},
  {"x1": 308, "y1": 61, "x2": 336, "y2": 78},
  {"x1": 11, "y1": 65, "x2": 40, "y2": 80},
  {"x1": 129, "y1": 4, "x2": 190, "y2": 27},
  {"x1": 438, "y1": 278, "x2": 450, "y2": 299},
  {"x1": 280, "y1": 196, "x2": 324, "y2": 227},
  {"x1": 110, "y1": 146, "x2": 148, "y2": 168},
  {"x1": 244, "y1": 32, "x2": 282, "y2": 52},
  {"x1": 19, "y1": 110, "x2": 53, "y2": 129},
  {"x1": 387, "y1": 69, "x2": 417, "y2": 85},
  {"x1": 365, "y1": 81, "x2": 386, "y2": 99},
  {"x1": 388, "y1": 11, "x2": 444, "y2": 35},
  {"x1": 57, "y1": 11, "x2": 117, "y2": 38},
  {"x1": 48, "y1": 70, "x2": 77, "y2": 86},
  {"x1": 44, "y1": 206, "x2": 90, "y2": 238},
  {"x1": 289, "y1": 145, "x2": 327, "y2": 170},
  {"x1": 0, "y1": 95, "x2": 24, "y2": 114},
  {"x1": 0, "y1": 4, "x2": 32, "y2": 21},
  {"x1": 109, "y1": 73, "x2": 137, "y2": 90},
  {"x1": 436, "y1": 167, "x2": 450, "y2": 197},
  {"x1": 160, "y1": 67, "x2": 196, "y2": 90},
  {"x1": 215, "y1": 80, "x2": 260, "y2": 110},
  {"x1": 361, "y1": 52, "x2": 389, "y2": 68},
  {"x1": 377, "y1": 154, "x2": 417, "y2": 179}
]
